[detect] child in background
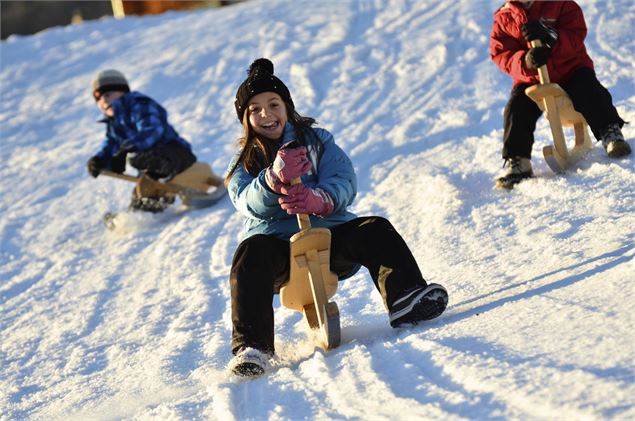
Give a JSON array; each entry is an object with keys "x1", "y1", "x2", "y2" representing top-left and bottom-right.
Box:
[
  {"x1": 224, "y1": 58, "x2": 449, "y2": 377},
  {"x1": 87, "y1": 69, "x2": 197, "y2": 211},
  {"x1": 490, "y1": 0, "x2": 631, "y2": 189}
]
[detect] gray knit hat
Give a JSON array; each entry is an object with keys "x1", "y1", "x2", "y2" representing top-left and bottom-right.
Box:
[{"x1": 91, "y1": 69, "x2": 130, "y2": 98}]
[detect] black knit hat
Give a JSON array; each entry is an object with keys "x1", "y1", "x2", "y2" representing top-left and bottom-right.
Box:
[
  {"x1": 91, "y1": 69, "x2": 130, "y2": 99},
  {"x1": 234, "y1": 58, "x2": 294, "y2": 122}
]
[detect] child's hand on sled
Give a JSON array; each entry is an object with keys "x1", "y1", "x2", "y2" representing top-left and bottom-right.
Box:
[
  {"x1": 525, "y1": 47, "x2": 551, "y2": 69},
  {"x1": 279, "y1": 184, "x2": 334, "y2": 217},
  {"x1": 87, "y1": 156, "x2": 104, "y2": 178},
  {"x1": 265, "y1": 167, "x2": 286, "y2": 194},
  {"x1": 271, "y1": 145, "x2": 312, "y2": 184},
  {"x1": 522, "y1": 20, "x2": 558, "y2": 48}
]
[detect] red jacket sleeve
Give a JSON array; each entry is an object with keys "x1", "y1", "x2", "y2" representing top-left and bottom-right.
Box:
[{"x1": 489, "y1": 5, "x2": 535, "y2": 84}]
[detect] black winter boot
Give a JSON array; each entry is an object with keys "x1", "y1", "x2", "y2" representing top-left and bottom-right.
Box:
[
  {"x1": 389, "y1": 284, "x2": 448, "y2": 328},
  {"x1": 228, "y1": 347, "x2": 271, "y2": 377},
  {"x1": 128, "y1": 195, "x2": 174, "y2": 213},
  {"x1": 601, "y1": 124, "x2": 631, "y2": 158},
  {"x1": 495, "y1": 157, "x2": 534, "y2": 190}
]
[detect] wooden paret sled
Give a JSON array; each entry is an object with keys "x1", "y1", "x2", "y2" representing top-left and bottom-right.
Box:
[
  {"x1": 279, "y1": 178, "x2": 341, "y2": 350},
  {"x1": 100, "y1": 162, "x2": 226, "y2": 208},
  {"x1": 524, "y1": 40, "x2": 593, "y2": 173}
]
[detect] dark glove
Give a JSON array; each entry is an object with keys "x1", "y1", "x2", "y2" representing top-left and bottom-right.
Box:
[
  {"x1": 111, "y1": 150, "x2": 127, "y2": 174},
  {"x1": 87, "y1": 156, "x2": 103, "y2": 178},
  {"x1": 525, "y1": 47, "x2": 551, "y2": 69},
  {"x1": 119, "y1": 141, "x2": 135, "y2": 154},
  {"x1": 522, "y1": 20, "x2": 558, "y2": 48}
]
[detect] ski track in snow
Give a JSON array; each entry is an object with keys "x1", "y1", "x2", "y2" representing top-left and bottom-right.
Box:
[{"x1": 1, "y1": 0, "x2": 634, "y2": 419}]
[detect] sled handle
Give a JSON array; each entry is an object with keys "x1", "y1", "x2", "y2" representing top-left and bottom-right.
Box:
[
  {"x1": 531, "y1": 40, "x2": 550, "y2": 84},
  {"x1": 291, "y1": 177, "x2": 312, "y2": 231},
  {"x1": 99, "y1": 170, "x2": 139, "y2": 183},
  {"x1": 99, "y1": 170, "x2": 184, "y2": 194},
  {"x1": 529, "y1": 39, "x2": 570, "y2": 163}
]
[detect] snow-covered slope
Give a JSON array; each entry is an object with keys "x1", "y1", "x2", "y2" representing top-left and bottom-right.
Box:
[{"x1": 1, "y1": 0, "x2": 634, "y2": 419}]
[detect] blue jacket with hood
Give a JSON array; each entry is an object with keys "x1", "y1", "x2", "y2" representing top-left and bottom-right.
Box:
[
  {"x1": 227, "y1": 122, "x2": 358, "y2": 241},
  {"x1": 95, "y1": 91, "x2": 192, "y2": 168}
]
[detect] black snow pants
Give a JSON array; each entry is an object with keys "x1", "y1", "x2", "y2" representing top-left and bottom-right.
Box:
[
  {"x1": 502, "y1": 67, "x2": 624, "y2": 159},
  {"x1": 229, "y1": 216, "x2": 428, "y2": 355}
]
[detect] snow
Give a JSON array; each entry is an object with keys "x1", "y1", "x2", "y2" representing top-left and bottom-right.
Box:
[{"x1": 1, "y1": 0, "x2": 634, "y2": 419}]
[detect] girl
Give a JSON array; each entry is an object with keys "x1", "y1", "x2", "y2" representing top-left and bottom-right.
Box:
[{"x1": 225, "y1": 58, "x2": 448, "y2": 376}]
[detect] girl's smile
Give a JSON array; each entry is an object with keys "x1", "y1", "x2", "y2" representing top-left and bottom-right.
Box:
[{"x1": 248, "y1": 92, "x2": 288, "y2": 139}]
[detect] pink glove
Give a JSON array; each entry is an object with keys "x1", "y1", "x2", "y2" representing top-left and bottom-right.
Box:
[
  {"x1": 265, "y1": 167, "x2": 286, "y2": 194},
  {"x1": 272, "y1": 146, "x2": 312, "y2": 184},
  {"x1": 279, "y1": 184, "x2": 334, "y2": 216}
]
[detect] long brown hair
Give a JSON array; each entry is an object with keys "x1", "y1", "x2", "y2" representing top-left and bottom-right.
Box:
[{"x1": 224, "y1": 99, "x2": 317, "y2": 185}]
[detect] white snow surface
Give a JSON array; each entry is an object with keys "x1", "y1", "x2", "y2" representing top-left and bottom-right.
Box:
[{"x1": 1, "y1": 0, "x2": 634, "y2": 419}]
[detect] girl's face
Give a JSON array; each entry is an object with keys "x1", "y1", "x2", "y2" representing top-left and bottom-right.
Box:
[
  {"x1": 95, "y1": 90, "x2": 125, "y2": 117},
  {"x1": 247, "y1": 92, "x2": 288, "y2": 140}
]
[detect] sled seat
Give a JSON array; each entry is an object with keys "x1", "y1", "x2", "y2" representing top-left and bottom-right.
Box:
[
  {"x1": 280, "y1": 228, "x2": 338, "y2": 311},
  {"x1": 136, "y1": 162, "x2": 224, "y2": 199},
  {"x1": 279, "y1": 227, "x2": 340, "y2": 350},
  {"x1": 170, "y1": 162, "x2": 224, "y2": 191}
]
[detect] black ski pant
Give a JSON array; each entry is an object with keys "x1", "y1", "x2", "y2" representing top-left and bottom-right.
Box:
[
  {"x1": 502, "y1": 67, "x2": 624, "y2": 159},
  {"x1": 229, "y1": 216, "x2": 428, "y2": 355},
  {"x1": 129, "y1": 141, "x2": 196, "y2": 181}
]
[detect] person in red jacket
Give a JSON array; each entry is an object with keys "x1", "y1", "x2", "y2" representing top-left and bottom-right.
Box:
[{"x1": 490, "y1": 0, "x2": 631, "y2": 189}]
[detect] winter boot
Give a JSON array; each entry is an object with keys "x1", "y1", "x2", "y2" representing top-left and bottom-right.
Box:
[
  {"x1": 128, "y1": 193, "x2": 175, "y2": 213},
  {"x1": 228, "y1": 347, "x2": 271, "y2": 377},
  {"x1": 389, "y1": 283, "x2": 448, "y2": 328},
  {"x1": 495, "y1": 157, "x2": 533, "y2": 190},
  {"x1": 600, "y1": 124, "x2": 631, "y2": 158}
]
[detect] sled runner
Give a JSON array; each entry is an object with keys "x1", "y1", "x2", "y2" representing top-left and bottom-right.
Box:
[
  {"x1": 100, "y1": 162, "x2": 226, "y2": 208},
  {"x1": 279, "y1": 179, "x2": 341, "y2": 350},
  {"x1": 525, "y1": 40, "x2": 593, "y2": 173}
]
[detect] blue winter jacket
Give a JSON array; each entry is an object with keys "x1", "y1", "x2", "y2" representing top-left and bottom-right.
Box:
[
  {"x1": 227, "y1": 122, "x2": 358, "y2": 241},
  {"x1": 95, "y1": 91, "x2": 192, "y2": 169}
]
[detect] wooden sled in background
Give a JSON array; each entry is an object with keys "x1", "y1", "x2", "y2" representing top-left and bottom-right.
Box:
[
  {"x1": 524, "y1": 40, "x2": 593, "y2": 173},
  {"x1": 101, "y1": 162, "x2": 226, "y2": 208},
  {"x1": 279, "y1": 178, "x2": 341, "y2": 350}
]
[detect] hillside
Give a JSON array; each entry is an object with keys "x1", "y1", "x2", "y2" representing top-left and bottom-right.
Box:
[{"x1": 1, "y1": 0, "x2": 634, "y2": 419}]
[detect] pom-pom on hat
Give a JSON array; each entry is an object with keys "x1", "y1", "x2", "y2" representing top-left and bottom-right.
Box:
[
  {"x1": 91, "y1": 69, "x2": 130, "y2": 100},
  {"x1": 234, "y1": 58, "x2": 294, "y2": 122}
]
